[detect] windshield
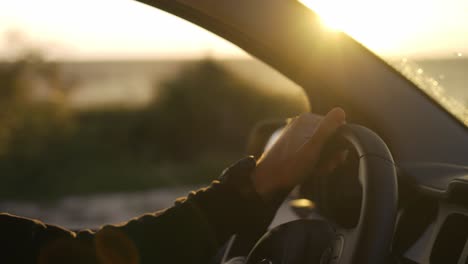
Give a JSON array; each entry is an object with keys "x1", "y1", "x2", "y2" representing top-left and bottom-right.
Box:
[{"x1": 300, "y1": 0, "x2": 468, "y2": 126}]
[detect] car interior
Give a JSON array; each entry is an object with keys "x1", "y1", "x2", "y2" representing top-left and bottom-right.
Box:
[
  {"x1": 230, "y1": 119, "x2": 467, "y2": 264},
  {"x1": 0, "y1": 0, "x2": 466, "y2": 263},
  {"x1": 136, "y1": 0, "x2": 468, "y2": 263}
]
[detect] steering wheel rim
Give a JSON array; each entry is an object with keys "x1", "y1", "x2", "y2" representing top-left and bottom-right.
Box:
[
  {"x1": 240, "y1": 124, "x2": 398, "y2": 264},
  {"x1": 328, "y1": 124, "x2": 398, "y2": 264}
]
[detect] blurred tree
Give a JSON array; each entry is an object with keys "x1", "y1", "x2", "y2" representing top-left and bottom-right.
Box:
[
  {"x1": 0, "y1": 56, "x2": 307, "y2": 200},
  {"x1": 147, "y1": 59, "x2": 308, "y2": 160},
  {"x1": 0, "y1": 53, "x2": 74, "y2": 158}
]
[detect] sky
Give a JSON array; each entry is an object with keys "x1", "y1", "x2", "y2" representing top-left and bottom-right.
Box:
[
  {"x1": 1, "y1": 0, "x2": 468, "y2": 61},
  {"x1": 0, "y1": 0, "x2": 245, "y2": 60}
]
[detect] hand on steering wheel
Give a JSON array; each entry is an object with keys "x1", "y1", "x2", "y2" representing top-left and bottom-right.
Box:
[
  {"x1": 245, "y1": 120, "x2": 398, "y2": 264},
  {"x1": 252, "y1": 108, "x2": 347, "y2": 203},
  {"x1": 225, "y1": 108, "x2": 398, "y2": 264}
]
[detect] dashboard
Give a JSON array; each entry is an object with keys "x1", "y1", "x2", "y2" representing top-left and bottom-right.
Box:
[
  {"x1": 395, "y1": 164, "x2": 468, "y2": 264},
  {"x1": 283, "y1": 155, "x2": 468, "y2": 264},
  {"x1": 402, "y1": 203, "x2": 468, "y2": 263}
]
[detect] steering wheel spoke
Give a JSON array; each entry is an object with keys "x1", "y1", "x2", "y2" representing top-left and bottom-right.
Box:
[{"x1": 329, "y1": 225, "x2": 358, "y2": 264}]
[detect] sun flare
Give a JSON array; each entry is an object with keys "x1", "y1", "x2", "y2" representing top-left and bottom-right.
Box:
[{"x1": 298, "y1": 0, "x2": 439, "y2": 56}]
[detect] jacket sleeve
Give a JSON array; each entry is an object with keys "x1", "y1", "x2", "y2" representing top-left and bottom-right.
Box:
[{"x1": 0, "y1": 157, "x2": 277, "y2": 264}]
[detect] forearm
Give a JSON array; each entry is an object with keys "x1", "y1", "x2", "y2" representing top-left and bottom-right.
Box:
[
  {"x1": 0, "y1": 157, "x2": 277, "y2": 264},
  {"x1": 106, "y1": 157, "x2": 276, "y2": 263}
]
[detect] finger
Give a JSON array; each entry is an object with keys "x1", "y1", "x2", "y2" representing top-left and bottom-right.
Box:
[{"x1": 296, "y1": 108, "x2": 346, "y2": 159}]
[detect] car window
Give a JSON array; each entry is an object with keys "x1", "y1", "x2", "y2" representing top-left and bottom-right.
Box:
[
  {"x1": 0, "y1": 0, "x2": 308, "y2": 229},
  {"x1": 300, "y1": 0, "x2": 468, "y2": 126}
]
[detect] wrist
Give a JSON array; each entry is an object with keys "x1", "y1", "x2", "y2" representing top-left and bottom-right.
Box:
[
  {"x1": 251, "y1": 169, "x2": 276, "y2": 203},
  {"x1": 251, "y1": 163, "x2": 291, "y2": 205}
]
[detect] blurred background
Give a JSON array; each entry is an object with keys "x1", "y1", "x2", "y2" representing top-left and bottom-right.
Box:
[
  {"x1": 0, "y1": 0, "x2": 466, "y2": 229},
  {"x1": 0, "y1": 0, "x2": 309, "y2": 228}
]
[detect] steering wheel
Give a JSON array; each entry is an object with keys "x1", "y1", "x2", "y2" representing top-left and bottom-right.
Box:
[{"x1": 224, "y1": 124, "x2": 398, "y2": 264}]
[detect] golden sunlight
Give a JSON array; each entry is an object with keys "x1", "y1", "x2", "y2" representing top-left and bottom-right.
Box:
[
  {"x1": 298, "y1": 0, "x2": 465, "y2": 57},
  {"x1": 0, "y1": 0, "x2": 245, "y2": 60}
]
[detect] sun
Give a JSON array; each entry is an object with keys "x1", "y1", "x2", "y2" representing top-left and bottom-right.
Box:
[
  {"x1": 298, "y1": 0, "x2": 437, "y2": 56},
  {"x1": 299, "y1": 0, "x2": 351, "y2": 31}
]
